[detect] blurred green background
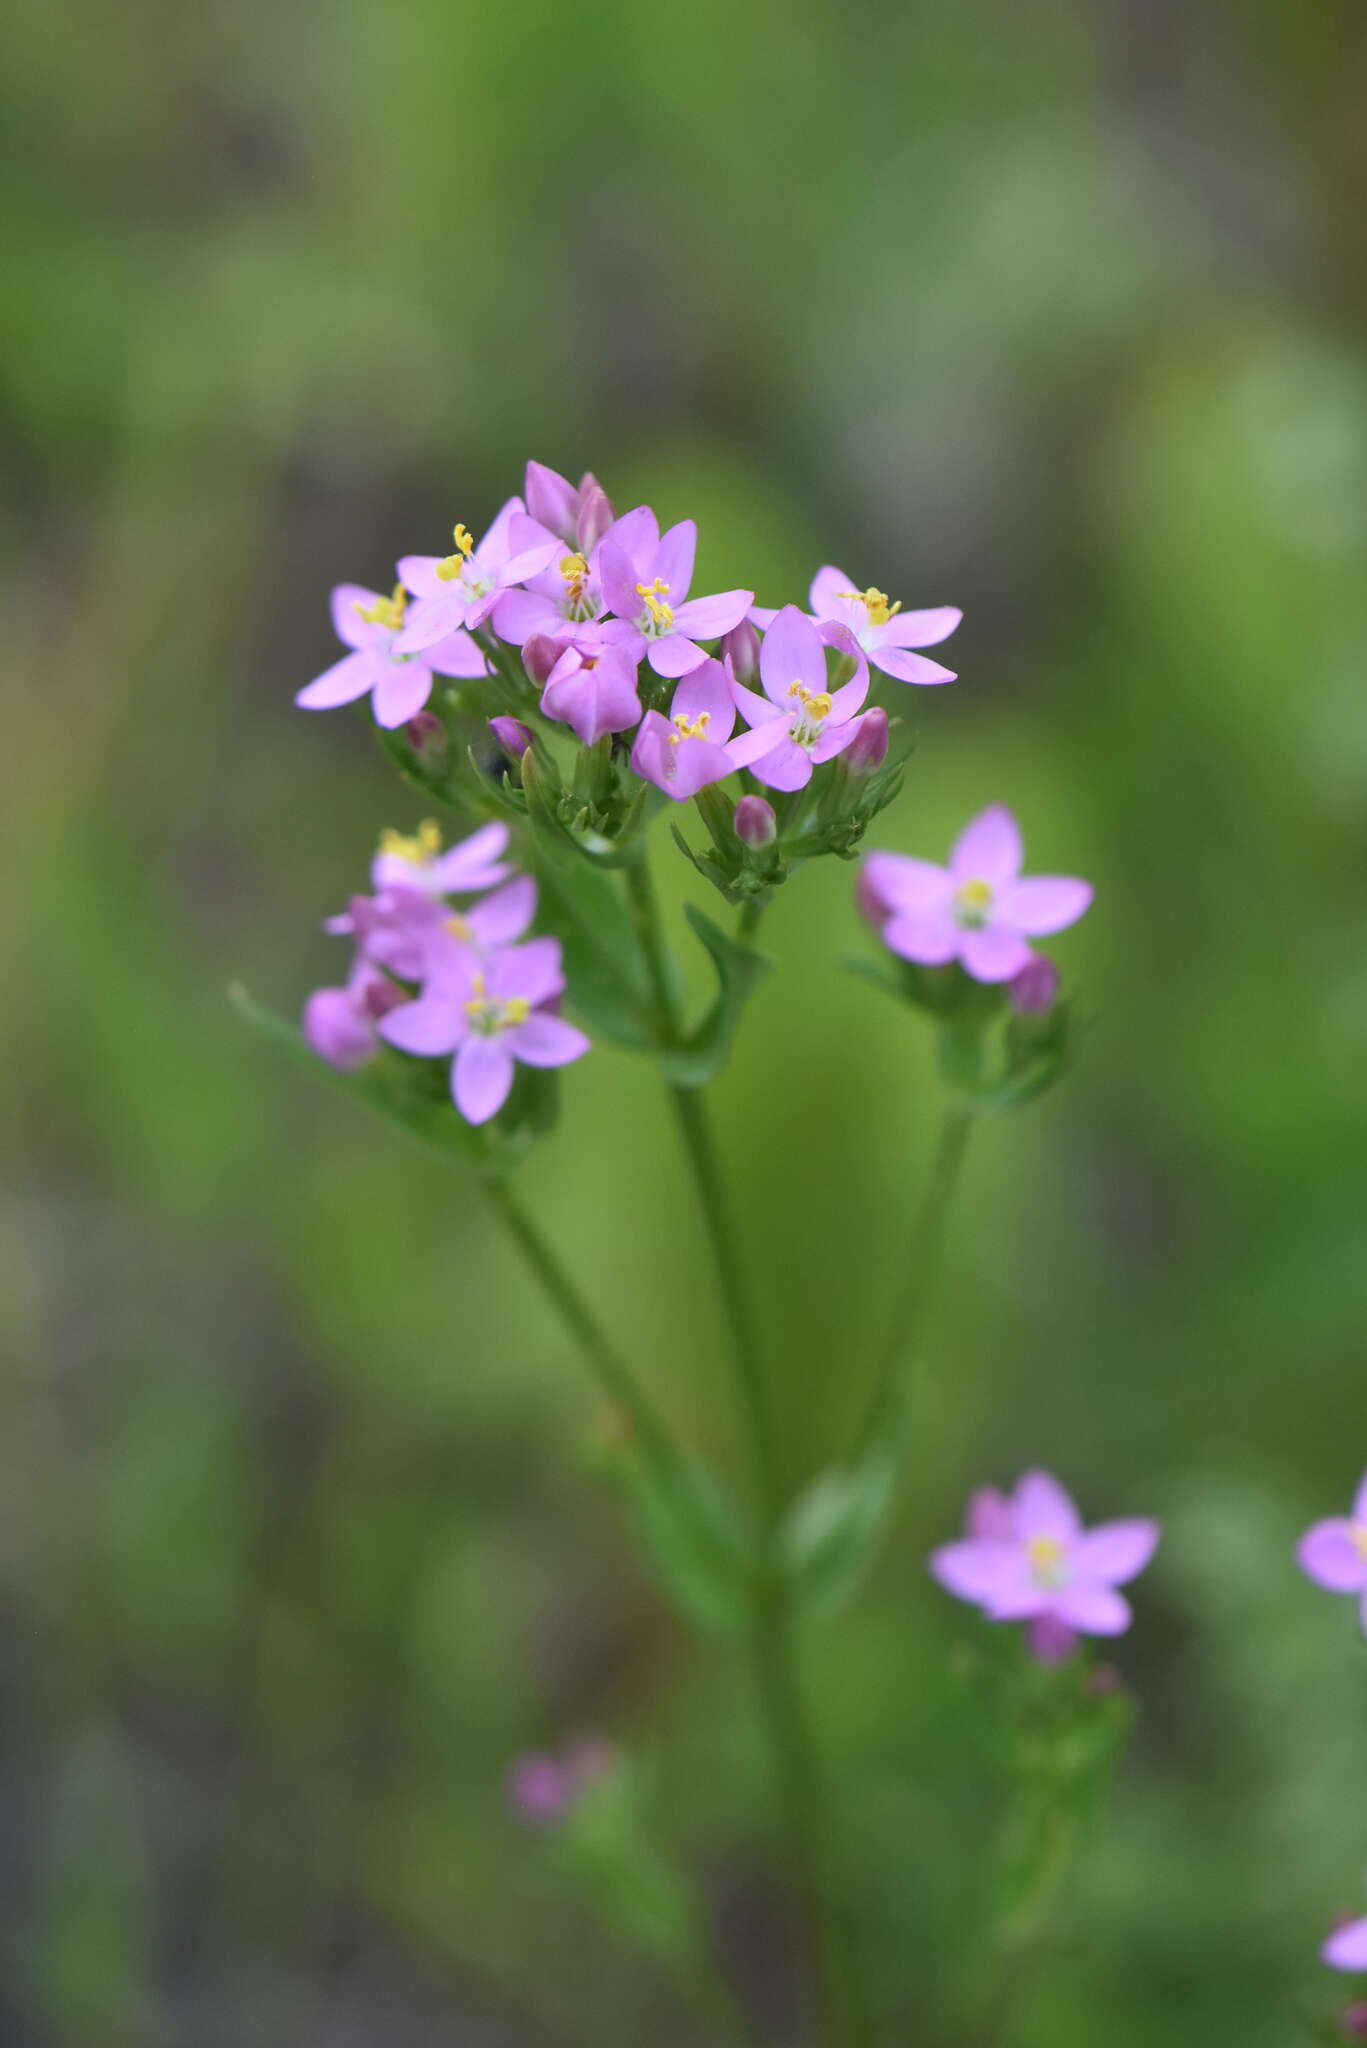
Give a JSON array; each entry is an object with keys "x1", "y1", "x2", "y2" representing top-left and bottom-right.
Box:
[{"x1": 5, "y1": 0, "x2": 1367, "y2": 2041}]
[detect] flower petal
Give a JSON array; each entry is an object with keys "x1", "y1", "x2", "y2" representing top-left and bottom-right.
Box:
[
  {"x1": 883, "y1": 909, "x2": 960, "y2": 966},
  {"x1": 453, "y1": 1037, "x2": 515, "y2": 1124},
  {"x1": 1298, "y1": 1520, "x2": 1367, "y2": 1594},
  {"x1": 508, "y1": 1013, "x2": 592, "y2": 1068},
  {"x1": 488, "y1": 936, "x2": 565, "y2": 1009},
  {"x1": 372, "y1": 661, "x2": 434, "y2": 728},
  {"x1": 864, "y1": 854, "x2": 955, "y2": 917},
  {"x1": 876, "y1": 604, "x2": 962, "y2": 649},
  {"x1": 379, "y1": 995, "x2": 463, "y2": 1057},
  {"x1": 999, "y1": 876, "x2": 1093, "y2": 936},
  {"x1": 468, "y1": 875, "x2": 538, "y2": 947},
  {"x1": 759, "y1": 604, "x2": 825, "y2": 705},
  {"x1": 808, "y1": 565, "x2": 856, "y2": 619},
  {"x1": 744, "y1": 735, "x2": 813, "y2": 792},
  {"x1": 1072, "y1": 1519, "x2": 1160, "y2": 1586},
  {"x1": 967, "y1": 1487, "x2": 1016, "y2": 1541},
  {"x1": 1013, "y1": 1470, "x2": 1082, "y2": 1543},
  {"x1": 330, "y1": 584, "x2": 388, "y2": 650},
  {"x1": 928, "y1": 1539, "x2": 1019, "y2": 1607},
  {"x1": 1053, "y1": 1583, "x2": 1132, "y2": 1635},
  {"x1": 671, "y1": 658, "x2": 736, "y2": 738},
  {"x1": 672, "y1": 589, "x2": 754, "y2": 641},
  {"x1": 296, "y1": 650, "x2": 381, "y2": 711},
  {"x1": 726, "y1": 716, "x2": 791, "y2": 769},
  {"x1": 871, "y1": 645, "x2": 957, "y2": 686},
  {"x1": 951, "y1": 805, "x2": 1024, "y2": 884},
  {"x1": 654, "y1": 519, "x2": 697, "y2": 604},
  {"x1": 426, "y1": 629, "x2": 491, "y2": 679},
  {"x1": 1324, "y1": 1918, "x2": 1367, "y2": 1972},
  {"x1": 647, "y1": 633, "x2": 708, "y2": 678},
  {"x1": 960, "y1": 925, "x2": 1032, "y2": 983}
]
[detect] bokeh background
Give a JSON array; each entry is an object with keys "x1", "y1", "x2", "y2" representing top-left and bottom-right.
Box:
[{"x1": 5, "y1": 1, "x2": 1367, "y2": 2042}]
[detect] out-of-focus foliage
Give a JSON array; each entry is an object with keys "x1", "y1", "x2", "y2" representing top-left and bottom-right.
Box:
[{"x1": 3, "y1": 0, "x2": 1366, "y2": 2041}]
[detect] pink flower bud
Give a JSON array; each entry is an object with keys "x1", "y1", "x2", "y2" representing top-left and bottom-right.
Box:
[
  {"x1": 577, "y1": 483, "x2": 615, "y2": 554},
  {"x1": 1342, "y1": 2007, "x2": 1367, "y2": 2042},
  {"x1": 303, "y1": 987, "x2": 378, "y2": 1072},
  {"x1": 404, "y1": 710, "x2": 449, "y2": 761},
  {"x1": 721, "y1": 619, "x2": 760, "y2": 684},
  {"x1": 1009, "y1": 956, "x2": 1060, "y2": 1015},
  {"x1": 845, "y1": 706, "x2": 888, "y2": 775},
  {"x1": 522, "y1": 634, "x2": 561, "y2": 687},
  {"x1": 734, "y1": 794, "x2": 777, "y2": 848},
  {"x1": 489, "y1": 715, "x2": 534, "y2": 760},
  {"x1": 507, "y1": 1753, "x2": 571, "y2": 1827}
]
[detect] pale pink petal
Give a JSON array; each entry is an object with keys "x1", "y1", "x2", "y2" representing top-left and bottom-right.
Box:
[
  {"x1": 1072, "y1": 1520, "x2": 1160, "y2": 1587},
  {"x1": 330, "y1": 584, "x2": 387, "y2": 651},
  {"x1": 745, "y1": 736, "x2": 813, "y2": 792},
  {"x1": 296, "y1": 650, "x2": 381, "y2": 711},
  {"x1": 672, "y1": 590, "x2": 753, "y2": 641},
  {"x1": 598, "y1": 540, "x2": 643, "y2": 623},
  {"x1": 488, "y1": 936, "x2": 564, "y2": 1009},
  {"x1": 379, "y1": 995, "x2": 463, "y2": 1057},
  {"x1": 883, "y1": 910, "x2": 961, "y2": 967},
  {"x1": 372, "y1": 661, "x2": 435, "y2": 728},
  {"x1": 602, "y1": 503, "x2": 658, "y2": 561},
  {"x1": 1324, "y1": 1918, "x2": 1367, "y2": 1972},
  {"x1": 507, "y1": 1013, "x2": 592, "y2": 1068},
  {"x1": 426, "y1": 629, "x2": 491, "y2": 679},
  {"x1": 950, "y1": 805, "x2": 1024, "y2": 885},
  {"x1": 726, "y1": 717, "x2": 791, "y2": 770},
  {"x1": 808, "y1": 565, "x2": 856, "y2": 619},
  {"x1": 871, "y1": 646, "x2": 957, "y2": 686},
  {"x1": 468, "y1": 876, "x2": 537, "y2": 947},
  {"x1": 493, "y1": 586, "x2": 561, "y2": 645},
  {"x1": 395, "y1": 554, "x2": 446, "y2": 602},
  {"x1": 960, "y1": 924, "x2": 1032, "y2": 983},
  {"x1": 654, "y1": 519, "x2": 697, "y2": 603},
  {"x1": 1298, "y1": 1520, "x2": 1367, "y2": 1594},
  {"x1": 863, "y1": 853, "x2": 954, "y2": 917},
  {"x1": 759, "y1": 604, "x2": 826, "y2": 705},
  {"x1": 454, "y1": 1037, "x2": 515, "y2": 1124},
  {"x1": 875, "y1": 604, "x2": 962, "y2": 649},
  {"x1": 809, "y1": 719, "x2": 859, "y2": 764},
  {"x1": 748, "y1": 604, "x2": 779, "y2": 629},
  {"x1": 1053, "y1": 1584, "x2": 1132, "y2": 1635},
  {"x1": 967, "y1": 1487, "x2": 1016, "y2": 1541},
  {"x1": 671, "y1": 658, "x2": 736, "y2": 738},
  {"x1": 929, "y1": 1539, "x2": 1019, "y2": 1607},
  {"x1": 1351, "y1": 1471, "x2": 1367, "y2": 1524},
  {"x1": 523, "y1": 460, "x2": 579, "y2": 542},
  {"x1": 730, "y1": 680, "x2": 779, "y2": 731},
  {"x1": 394, "y1": 590, "x2": 466, "y2": 654},
  {"x1": 999, "y1": 876, "x2": 1093, "y2": 936},
  {"x1": 826, "y1": 668, "x2": 870, "y2": 723},
  {"x1": 1013, "y1": 1470, "x2": 1082, "y2": 1543},
  {"x1": 647, "y1": 633, "x2": 708, "y2": 678}
]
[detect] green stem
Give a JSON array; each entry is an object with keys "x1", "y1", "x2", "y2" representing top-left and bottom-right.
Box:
[
  {"x1": 856, "y1": 1098, "x2": 976, "y2": 1459},
  {"x1": 624, "y1": 849, "x2": 872, "y2": 2048},
  {"x1": 483, "y1": 1172, "x2": 676, "y2": 1472}
]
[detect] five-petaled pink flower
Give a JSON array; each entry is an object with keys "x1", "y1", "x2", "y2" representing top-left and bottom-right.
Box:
[
  {"x1": 630, "y1": 658, "x2": 738, "y2": 801},
  {"x1": 599, "y1": 513, "x2": 752, "y2": 678},
  {"x1": 727, "y1": 605, "x2": 873, "y2": 791},
  {"x1": 930, "y1": 1469, "x2": 1160, "y2": 1656},
  {"x1": 861, "y1": 805, "x2": 1092, "y2": 983},
  {"x1": 396, "y1": 499, "x2": 560, "y2": 653},
  {"x1": 1298, "y1": 1471, "x2": 1367, "y2": 1636},
  {"x1": 1324, "y1": 1876, "x2": 1367, "y2": 1973},
  {"x1": 378, "y1": 937, "x2": 590, "y2": 1124},
  {"x1": 754, "y1": 566, "x2": 960, "y2": 686},
  {"x1": 296, "y1": 582, "x2": 488, "y2": 729}
]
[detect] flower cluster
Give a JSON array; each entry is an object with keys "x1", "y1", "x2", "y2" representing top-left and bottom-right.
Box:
[{"x1": 303, "y1": 817, "x2": 589, "y2": 1123}]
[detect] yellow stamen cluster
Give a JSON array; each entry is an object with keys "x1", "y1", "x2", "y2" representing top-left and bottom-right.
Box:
[
  {"x1": 463, "y1": 969, "x2": 529, "y2": 1029},
  {"x1": 840, "y1": 585, "x2": 902, "y2": 627},
  {"x1": 353, "y1": 583, "x2": 408, "y2": 631},
  {"x1": 435, "y1": 522, "x2": 477, "y2": 582},
  {"x1": 445, "y1": 912, "x2": 472, "y2": 941},
  {"x1": 668, "y1": 710, "x2": 711, "y2": 745},
  {"x1": 786, "y1": 681, "x2": 833, "y2": 720},
  {"x1": 635, "y1": 578, "x2": 674, "y2": 631},
  {"x1": 1354, "y1": 1526, "x2": 1367, "y2": 1562},
  {"x1": 559, "y1": 552, "x2": 590, "y2": 605},
  {"x1": 379, "y1": 818, "x2": 442, "y2": 864},
  {"x1": 954, "y1": 877, "x2": 993, "y2": 912},
  {"x1": 1027, "y1": 1534, "x2": 1066, "y2": 1583}
]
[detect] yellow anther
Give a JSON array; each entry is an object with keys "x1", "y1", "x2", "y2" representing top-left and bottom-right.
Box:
[
  {"x1": 669, "y1": 710, "x2": 711, "y2": 745},
  {"x1": 1354, "y1": 1526, "x2": 1367, "y2": 1562},
  {"x1": 560, "y1": 551, "x2": 589, "y2": 590},
  {"x1": 503, "y1": 997, "x2": 531, "y2": 1025},
  {"x1": 955, "y1": 877, "x2": 993, "y2": 911},
  {"x1": 445, "y1": 913, "x2": 472, "y2": 940},
  {"x1": 786, "y1": 681, "x2": 832, "y2": 720},
  {"x1": 1027, "y1": 1535, "x2": 1066, "y2": 1583},
  {"x1": 463, "y1": 968, "x2": 489, "y2": 1018},
  {"x1": 436, "y1": 521, "x2": 477, "y2": 581},
  {"x1": 379, "y1": 818, "x2": 443, "y2": 864},
  {"x1": 353, "y1": 583, "x2": 408, "y2": 631},
  {"x1": 838, "y1": 585, "x2": 901, "y2": 627},
  {"x1": 635, "y1": 578, "x2": 674, "y2": 631}
]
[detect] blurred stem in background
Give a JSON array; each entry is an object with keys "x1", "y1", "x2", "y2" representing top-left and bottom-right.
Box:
[{"x1": 623, "y1": 851, "x2": 874, "y2": 2048}]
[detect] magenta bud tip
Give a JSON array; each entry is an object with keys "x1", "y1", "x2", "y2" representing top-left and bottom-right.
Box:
[
  {"x1": 1009, "y1": 956, "x2": 1060, "y2": 1015},
  {"x1": 489, "y1": 715, "x2": 535, "y2": 759},
  {"x1": 735, "y1": 794, "x2": 777, "y2": 848},
  {"x1": 846, "y1": 705, "x2": 889, "y2": 774}
]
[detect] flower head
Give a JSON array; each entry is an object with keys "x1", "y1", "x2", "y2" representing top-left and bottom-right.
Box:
[
  {"x1": 539, "y1": 629, "x2": 644, "y2": 747},
  {"x1": 379, "y1": 938, "x2": 590, "y2": 1124},
  {"x1": 302, "y1": 959, "x2": 404, "y2": 1071},
  {"x1": 395, "y1": 499, "x2": 560, "y2": 652},
  {"x1": 370, "y1": 819, "x2": 511, "y2": 899},
  {"x1": 930, "y1": 1469, "x2": 1160, "y2": 1656},
  {"x1": 507, "y1": 1736, "x2": 616, "y2": 1828},
  {"x1": 599, "y1": 513, "x2": 752, "y2": 678},
  {"x1": 492, "y1": 504, "x2": 655, "y2": 648},
  {"x1": 522, "y1": 461, "x2": 616, "y2": 552},
  {"x1": 1298, "y1": 1471, "x2": 1367, "y2": 1635},
  {"x1": 296, "y1": 582, "x2": 488, "y2": 729},
  {"x1": 862, "y1": 805, "x2": 1092, "y2": 984},
  {"x1": 1325, "y1": 1878, "x2": 1367, "y2": 1973},
  {"x1": 630, "y1": 658, "x2": 737, "y2": 801},
  {"x1": 727, "y1": 605, "x2": 871, "y2": 792}
]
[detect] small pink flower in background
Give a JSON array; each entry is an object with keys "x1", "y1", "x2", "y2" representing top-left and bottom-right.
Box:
[
  {"x1": 370, "y1": 819, "x2": 512, "y2": 899},
  {"x1": 303, "y1": 959, "x2": 404, "y2": 1071},
  {"x1": 1298, "y1": 1471, "x2": 1367, "y2": 1635},
  {"x1": 631, "y1": 659, "x2": 738, "y2": 801},
  {"x1": 599, "y1": 513, "x2": 752, "y2": 678},
  {"x1": 396, "y1": 499, "x2": 560, "y2": 652},
  {"x1": 295, "y1": 582, "x2": 488, "y2": 729},
  {"x1": 1342, "y1": 2003, "x2": 1367, "y2": 2038},
  {"x1": 379, "y1": 937, "x2": 590, "y2": 1124},
  {"x1": 931, "y1": 1469, "x2": 1160, "y2": 1659},
  {"x1": 727, "y1": 605, "x2": 873, "y2": 792},
  {"x1": 861, "y1": 805, "x2": 1092, "y2": 984},
  {"x1": 507, "y1": 1737, "x2": 617, "y2": 1828},
  {"x1": 753, "y1": 566, "x2": 960, "y2": 686},
  {"x1": 1325, "y1": 1879, "x2": 1367, "y2": 1972}
]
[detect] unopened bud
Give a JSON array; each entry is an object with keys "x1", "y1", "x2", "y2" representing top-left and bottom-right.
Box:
[
  {"x1": 1009, "y1": 956, "x2": 1060, "y2": 1016},
  {"x1": 522, "y1": 634, "x2": 561, "y2": 687},
  {"x1": 576, "y1": 482, "x2": 615, "y2": 554},
  {"x1": 845, "y1": 706, "x2": 888, "y2": 775},
  {"x1": 721, "y1": 618, "x2": 760, "y2": 684},
  {"x1": 488, "y1": 715, "x2": 534, "y2": 761},
  {"x1": 734, "y1": 794, "x2": 777, "y2": 849},
  {"x1": 404, "y1": 710, "x2": 449, "y2": 762},
  {"x1": 1342, "y1": 2006, "x2": 1367, "y2": 2042}
]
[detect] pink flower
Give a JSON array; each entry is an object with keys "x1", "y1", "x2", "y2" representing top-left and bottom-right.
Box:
[
  {"x1": 395, "y1": 499, "x2": 560, "y2": 653},
  {"x1": 1325, "y1": 1878, "x2": 1367, "y2": 1972},
  {"x1": 1298, "y1": 1471, "x2": 1367, "y2": 1635},
  {"x1": 931, "y1": 1469, "x2": 1160, "y2": 1653},
  {"x1": 540, "y1": 629, "x2": 644, "y2": 747},
  {"x1": 599, "y1": 513, "x2": 752, "y2": 678},
  {"x1": 726, "y1": 605, "x2": 873, "y2": 792},
  {"x1": 369, "y1": 819, "x2": 512, "y2": 900},
  {"x1": 630, "y1": 658, "x2": 738, "y2": 801},
  {"x1": 296, "y1": 583, "x2": 488, "y2": 729},
  {"x1": 861, "y1": 805, "x2": 1092, "y2": 984},
  {"x1": 753, "y1": 567, "x2": 960, "y2": 687},
  {"x1": 492, "y1": 505, "x2": 656, "y2": 649},
  {"x1": 379, "y1": 938, "x2": 590, "y2": 1124},
  {"x1": 303, "y1": 959, "x2": 404, "y2": 1071},
  {"x1": 507, "y1": 1737, "x2": 616, "y2": 1828}
]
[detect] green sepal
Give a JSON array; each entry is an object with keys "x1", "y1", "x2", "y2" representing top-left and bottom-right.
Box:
[
  {"x1": 660, "y1": 904, "x2": 770, "y2": 1088},
  {"x1": 779, "y1": 1446, "x2": 900, "y2": 1624},
  {"x1": 668, "y1": 824, "x2": 745, "y2": 906}
]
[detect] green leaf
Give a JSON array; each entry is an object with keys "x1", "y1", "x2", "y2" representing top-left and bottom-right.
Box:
[
  {"x1": 607, "y1": 1440, "x2": 755, "y2": 1631},
  {"x1": 661, "y1": 904, "x2": 770, "y2": 1088},
  {"x1": 780, "y1": 1447, "x2": 900, "y2": 1624}
]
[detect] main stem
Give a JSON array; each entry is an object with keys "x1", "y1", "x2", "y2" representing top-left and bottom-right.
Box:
[{"x1": 624, "y1": 854, "x2": 871, "y2": 2048}]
